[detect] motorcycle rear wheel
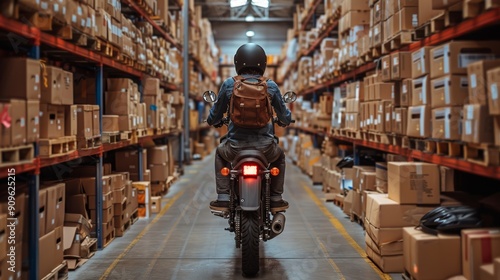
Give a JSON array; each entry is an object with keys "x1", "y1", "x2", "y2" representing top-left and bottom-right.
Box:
[{"x1": 241, "y1": 211, "x2": 259, "y2": 276}]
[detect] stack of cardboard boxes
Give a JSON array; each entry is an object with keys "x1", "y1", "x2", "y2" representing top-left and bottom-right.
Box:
[
  {"x1": 147, "y1": 145, "x2": 173, "y2": 195},
  {"x1": 487, "y1": 64, "x2": 500, "y2": 147},
  {"x1": 0, "y1": 58, "x2": 40, "y2": 150},
  {"x1": 132, "y1": 181, "x2": 152, "y2": 218},
  {"x1": 111, "y1": 173, "x2": 133, "y2": 237},
  {"x1": 105, "y1": 78, "x2": 145, "y2": 133}
]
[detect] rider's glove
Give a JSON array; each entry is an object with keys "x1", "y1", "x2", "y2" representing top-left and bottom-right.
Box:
[
  {"x1": 276, "y1": 120, "x2": 288, "y2": 127},
  {"x1": 213, "y1": 121, "x2": 224, "y2": 128}
]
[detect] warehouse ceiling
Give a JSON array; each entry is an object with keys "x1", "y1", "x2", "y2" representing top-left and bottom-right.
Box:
[{"x1": 193, "y1": 0, "x2": 323, "y2": 56}]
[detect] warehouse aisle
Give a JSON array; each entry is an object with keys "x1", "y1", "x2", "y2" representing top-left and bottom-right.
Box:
[{"x1": 70, "y1": 153, "x2": 393, "y2": 280}]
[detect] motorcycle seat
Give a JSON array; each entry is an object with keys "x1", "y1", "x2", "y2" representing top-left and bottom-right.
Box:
[{"x1": 231, "y1": 150, "x2": 269, "y2": 168}]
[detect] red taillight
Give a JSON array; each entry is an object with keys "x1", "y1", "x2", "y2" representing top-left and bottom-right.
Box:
[{"x1": 242, "y1": 164, "x2": 258, "y2": 176}]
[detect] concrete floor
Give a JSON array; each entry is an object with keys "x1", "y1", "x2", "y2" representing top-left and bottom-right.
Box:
[{"x1": 70, "y1": 154, "x2": 397, "y2": 280}]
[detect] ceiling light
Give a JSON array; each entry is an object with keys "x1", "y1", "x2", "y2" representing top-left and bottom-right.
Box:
[
  {"x1": 245, "y1": 15, "x2": 255, "y2": 22},
  {"x1": 252, "y1": 0, "x2": 269, "y2": 8},
  {"x1": 230, "y1": 0, "x2": 247, "y2": 8},
  {"x1": 246, "y1": 30, "x2": 255, "y2": 37}
]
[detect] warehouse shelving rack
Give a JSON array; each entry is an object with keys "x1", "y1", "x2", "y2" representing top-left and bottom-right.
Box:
[
  {"x1": 288, "y1": 7, "x2": 500, "y2": 180},
  {"x1": 0, "y1": 0, "x2": 201, "y2": 278}
]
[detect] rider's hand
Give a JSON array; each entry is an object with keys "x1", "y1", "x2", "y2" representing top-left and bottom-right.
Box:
[
  {"x1": 276, "y1": 120, "x2": 287, "y2": 127},
  {"x1": 213, "y1": 121, "x2": 224, "y2": 128}
]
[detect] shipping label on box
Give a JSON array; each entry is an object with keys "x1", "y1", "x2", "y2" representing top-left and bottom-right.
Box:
[
  {"x1": 388, "y1": 162, "x2": 440, "y2": 205},
  {"x1": 431, "y1": 75, "x2": 469, "y2": 108},
  {"x1": 411, "y1": 75, "x2": 430, "y2": 106},
  {"x1": 462, "y1": 104, "x2": 495, "y2": 144},
  {"x1": 407, "y1": 105, "x2": 431, "y2": 138},
  {"x1": 487, "y1": 67, "x2": 500, "y2": 115},
  {"x1": 468, "y1": 59, "x2": 500, "y2": 106},
  {"x1": 412, "y1": 46, "x2": 432, "y2": 79},
  {"x1": 432, "y1": 106, "x2": 462, "y2": 140}
]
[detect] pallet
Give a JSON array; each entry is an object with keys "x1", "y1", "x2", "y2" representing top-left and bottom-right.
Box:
[
  {"x1": 486, "y1": 0, "x2": 500, "y2": 9},
  {"x1": 134, "y1": 0, "x2": 154, "y2": 15},
  {"x1": 135, "y1": 62, "x2": 147, "y2": 72},
  {"x1": 387, "y1": 133, "x2": 404, "y2": 147},
  {"x1": 414, "y1": 13, "x2": 445, "y2": 40},
  {"x1": 0, "y1": 144, "x2": 34, "y2": 167},
  {"x1": 41, "y1": 260, "x2": 68, "y2": 280},
  {"x1": 120, "y1": 53, "x2": 134, "y2": 67},
  {"x1": 39, "y1": 136, "x2": 77, "y2": 158},
  {"x1": 135, "y1": 129, "x2": 147, "y2": 138},
  {"x1": 350, "y1": 213, "x2": 364, "y2": 228},
  {"x1": 103, "y1": 229, "x2": 116, "y2": 248},
  {"x1": 102, "y1": 132, "x2": 120, "y2": 144},
  {"x1": 57, "y1": 25, "x2": 91, "y2": 47},
  {"x1": 366, "y1": 132, "x2": 390, "y2": 144},
  {"x1": 444, "y1": 2, "x2": 464, "y2": 27},
  {"x1": 87, "y1": 238, "x2": 98, "y2": 258},
  {"x1": 120, "y1": 131, "x2": 133, "y2": 141},
  {"x1": 102, "y1": 42, "x2": 121, "y2": 61},
  {"x1": 464, "y1": 143, "x2": 500, "y2": 166},
  {"x1": 77, "y1": 135, "x2": 102, "y2": 150},
  {"x1": 130, "y1": 208, "x2": 139, "y2": 225},
  {"x1": 324, "y1": 192, "x2": 337, "y2": 202},
  {"x1": 333, "y1": 194, "x2": 344, "y2": 208},
  {"x1": 404, "y1": 137, "x2": 427, "y2": 152},
  {"x1": 115, "y1": 218, "x2": 131, "y2": 237},
  {"x1": 371, "y1": 45, "x2": 383, "y2": 59},
  {"x1": 387, "y1": 31, "x2": 414, "y2": 51},
  {"x1": 433, "y1": 140, "x2": 464, "y2": 157}
]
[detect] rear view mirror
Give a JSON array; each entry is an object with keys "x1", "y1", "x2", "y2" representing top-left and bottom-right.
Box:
[
  {"x1": 203, "y1": 91, "x2": 217, "y2": 103},
  {"x1": 283, "y1": 91, "x2": 297, "y2": 103}
]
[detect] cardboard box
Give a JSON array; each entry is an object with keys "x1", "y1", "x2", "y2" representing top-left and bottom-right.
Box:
[
  {"x1": 92, "y1": 105, "x2": 100, "y2": 136},
  {"x1": 39, "y1": 226, "x2": 64, "y2": 279},
  {"x1": 385, "y1": 104, "x2": 393, "y2": 133},
  {"x1": 488, "y1": 67, "x2": 500, "y2": 115},
  {"x1": 40, "y1": 103, "x2": 65, "y2": 139},
  {"x1": 150, "y1": 196, "x2": 162, "y2": 213},
  {"x1": 480, "y1": 264, "x2": 495, "y2": 280},
  {"x1": 388, "y1": 162, "x2": 440, "y2": 204},
  {"x1": 115, "y1": 149, "x2": 147, "y2": 174},
  {"x1": 395, "y1": 7, "x2": 418, "y2": 32},
  {"x1": 462, "y1": 104, "x2": 494, "y2": 144},
  {"x1": 0, "y1": 99, "x2": 27, "y2": 146},
  {"x1": 430, "y1": 41, "x2": 500, "y2": 79},
  {"x1": 495, "y1": 258, "x2": 500, "y2": 280},
  {"x1": 365, "y1": 239, "x2": 404, "y2": 273},
  {"x1": 412, "y1": 46, "x2": 432, "y2": 79},
  {"x1": 403, "y1": 227, "x2": 461, "y2": 280},
  {"x1": 105, "y1": 91, "x2": 131, "y2": 115},
  {"x1": 143, "y1": 77, "x2": 161, "y2": 96},
  {"x1": 400, "y1": 79, "x2": 412, "y2": 106},
  {"x1": 393, "y1": 107, "x2": 407, "y2": 135},
  {"x1": 468, "y1": 59, "x2": 500, "y2": 105},
  {"x1": 365, "y1": 230, "x2": 403, "y2": 256},
  {"x1": 365, "y1": 216, "x2": 403, "y2": 246},
  {"x1": 0, "y1": 57, "x2": 40, "y2": 100},
  {"x1": 407, "y1": 105, "x2": 431, "y2": 138},
  {"x1": 149, "y1": 163, "x2": 169, "y2": 182},
  {"x1": 432, "y1": 0, "x2": 461, "y2": 9},
  {"x1": 144, "y1": 95, "x2": 160, "y2": 129},
  {"x1": 374, "y1": 83, "x2": 394, "y2": 100},
  {"x1": 65, "y1": 105, "x2": 77, "y2": 137},
  {"x1": 365, "y1": 193, "x2": 436, "y2": 228},
  {"x1": 64, "y1": 213, "x2": 92, "y2": 239},
  {"x1": 76, "y1": 104, "x2": 93, "y2": 139},
  {"x1": 147, "y1": 145, "x2": 169, "y2": 165},
  {"x1": 41, "y1": 66, "x2": 63, "y2": 104},
  {"x1": 432, "y1": 106, "x2": 463, "y2": 140},
  {"x1": 382, "y1": 55, "x2": 392, "y2": 82},
  {"x1": 418, "y1": 0, "x2": 442, "y2": 26},
  {"x1": 431, "y1": 75, "x2": 469, "y2": 108},
  {"x1": 440, "y1": 166, "x2": 455, "y2": 192},
  {"x1": 38, "y1": 189, "x2": 47, "y2": 237},
  {"x1": 118, "y1": 115, "x2": 135, "y2": 131},
  {"x1": 45, "y1": 183, "x2": 66, "y2": 233},
  {"x1": 462, "y1": 229, "x2": 500, "y2": 280},
  {"x1": 26, "y1": 100, "x2": 40, "y2": 143},
  {"x1": 102, "y1": 115, "x2": 119, "y2": 132},
  {"x1": 391, "y1": 52, "x2": 412, "y2": 80},
  {"x1": 132, "y1": 181, "x2": 151, "y2": 204},
  {"x1": 90, "y1": 205, "x2": 114, "y2": 224},
  {"x1": 411, "y1": 75, "x2": 430, "y2": 106},
  {"x1": 360, "y1": 171, "x2": 377, "y2": 191}
]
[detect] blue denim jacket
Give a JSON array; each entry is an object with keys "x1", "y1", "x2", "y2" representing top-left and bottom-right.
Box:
[{"x1": 206, "y1": 75, "x2": 292, "y2": 147}]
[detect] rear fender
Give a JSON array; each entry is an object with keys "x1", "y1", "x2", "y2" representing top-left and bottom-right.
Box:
[{"x1": 239, "y1": 176, "x2": 261, "y2": 211}]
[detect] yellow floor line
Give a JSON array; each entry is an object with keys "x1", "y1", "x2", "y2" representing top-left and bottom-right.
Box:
[
  {"x1": 317, "y1": 238, "x2": 346, "y2": 280},
  {"x1": 301, "y1": 182, "x2": 392, "y2": 280},
  {"x1": 100, "y1": 190, "x2": 185, "y2": 280}
]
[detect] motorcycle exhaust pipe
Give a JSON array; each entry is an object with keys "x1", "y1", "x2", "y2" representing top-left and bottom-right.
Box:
[{"x1": 271, "y1": 213, "x2": 286, "y2": 235}]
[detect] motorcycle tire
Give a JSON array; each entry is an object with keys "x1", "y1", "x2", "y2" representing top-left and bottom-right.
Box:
[{"x1": 241, "y1": 211, "x2": 260, "y2": 276}]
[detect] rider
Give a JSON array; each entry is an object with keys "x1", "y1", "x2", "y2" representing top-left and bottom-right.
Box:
[{"x1": 207, "y1": 43, "x2": 293, "y2": 212}]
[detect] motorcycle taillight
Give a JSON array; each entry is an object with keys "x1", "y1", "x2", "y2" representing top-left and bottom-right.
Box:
[{"x1": 242, "y1": 164, "x2": 258, "y2": 176}]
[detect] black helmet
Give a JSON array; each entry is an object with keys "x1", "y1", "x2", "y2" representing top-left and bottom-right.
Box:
[
  {"x1": 234, "y1": 43, "x2": 267, "y2": 75},
  {"x1": 418, "y1": 206, "x2": 482, "y2": 235}
]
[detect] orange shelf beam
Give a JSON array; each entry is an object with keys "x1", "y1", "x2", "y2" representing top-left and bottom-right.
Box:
[
  {"x1": 0, "y1": 161, "x2": 37, "y2": 179},
  {"x1": 300, "y1": 0, "x2": 322, "y2": 31},
  {"x1": 122, "y1": 0, "x2": 181, "y2": 50},
  {"x1": 408, "y1": 8, "x2": 500, "y2": 52},
  {"x1": 300, "y1": 62, "x2": 376, "y2": 95},
  {"x1": 301, "y1": 21, "x2": 339, "y2": 57}
]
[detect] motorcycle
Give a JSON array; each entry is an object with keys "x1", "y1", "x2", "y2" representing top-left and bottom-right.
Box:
[{"x1": 203, "y1": 90, "x2": 297, "y2": 276}]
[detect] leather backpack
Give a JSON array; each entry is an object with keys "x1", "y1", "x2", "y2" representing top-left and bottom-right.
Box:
[{"x1": 229, "y1": 75, "x2": 273, "y2": 129}]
